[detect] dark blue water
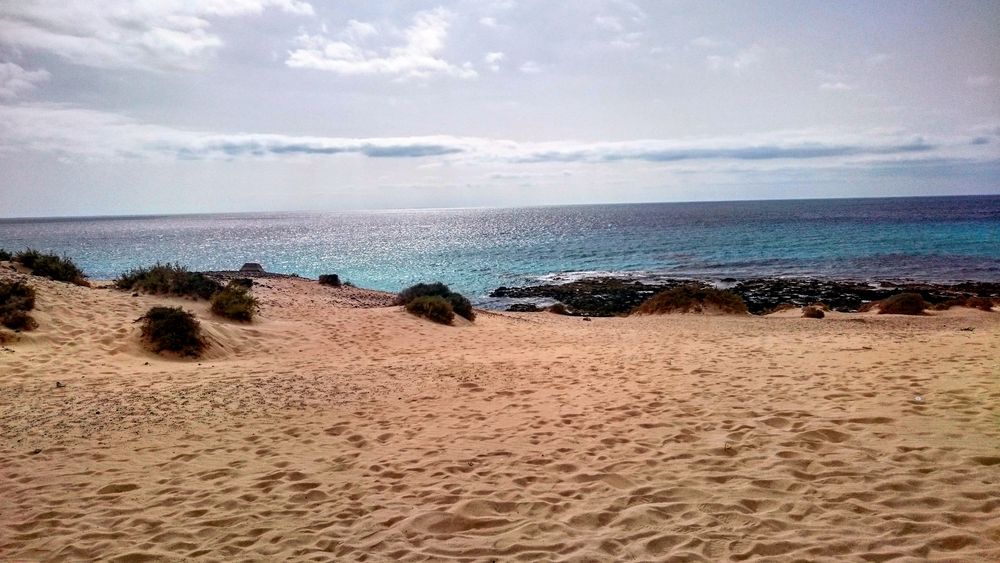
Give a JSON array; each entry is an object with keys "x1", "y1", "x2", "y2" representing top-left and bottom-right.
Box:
[{"x1": 1, "y1": 196, "x2": 998, "y2": 302}]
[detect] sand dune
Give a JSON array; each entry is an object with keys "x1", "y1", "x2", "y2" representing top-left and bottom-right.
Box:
[{"x1": 2, "y1": 272, "x2": 999, "y2": 561}]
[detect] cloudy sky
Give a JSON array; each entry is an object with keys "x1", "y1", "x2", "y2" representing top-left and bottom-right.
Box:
[{"x1": 0, "y1": 0, "x2": 998, "y2": 217}]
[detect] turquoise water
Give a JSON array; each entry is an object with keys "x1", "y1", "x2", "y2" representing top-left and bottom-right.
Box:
[{"x1": 1, "y1": 196, "x2": 997, "y2": 303}]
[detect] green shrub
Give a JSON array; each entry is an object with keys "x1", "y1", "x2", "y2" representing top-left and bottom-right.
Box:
[
  {"x1": 138, "y1": 306, "x2": 206, "y2": 357},
  {"x1": 13, "y1": 249, "x2": 42, "y2": 268},
  {"x1": 0, "y1": 249, "x2": 11, "y2": 261},
  {"x1": 405, "y1": 295, "x2": 455, "y2": 325},
  {"x1": 116, "y1": 263, "x2": 221, "y2": 299},
  {"x1": 0, "y1": 279, "x2": 38, "y2": 331},
  {"x1": 397, "y1": 282, "x2": 475, "y2": 321},
  {"x1": 802, "y1": 306, "x2": 825, "y2": 319},
  {"x1": 13, "y1": 249, "x2": 85, "y2": 284},
  {"x1": 878, "y1": 292, "x2": 927, "y2": 315},
  {"x1": 397, "y1": 282, "x2": 451, "y2": 304},
  {"x1": 964, "y1": 296, "x2": 994, "y2": 311},
  {"x1": 633, "y1": 285, "x2": 748, "y2": 315},
  {"x1": 210, "y1": 282, "x2": 258, "y2": 322}
]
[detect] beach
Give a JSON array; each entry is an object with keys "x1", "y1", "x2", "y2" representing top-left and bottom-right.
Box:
[{"x1": 2, "y1": 272, "x2": 999, "y2": 561}]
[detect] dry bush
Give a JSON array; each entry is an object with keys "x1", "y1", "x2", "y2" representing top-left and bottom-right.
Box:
[
  {"x1": 877, "y1": 293, "x2": 927, "y2": 315},
  {"x1": 633, "y1": 285, "x2": 748, "y2": 315}
]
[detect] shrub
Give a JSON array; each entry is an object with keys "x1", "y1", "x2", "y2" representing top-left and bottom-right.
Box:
[
  {"x1": 0, "y1": 279, "x2": 37, "y2": 331},
  {"x1": 13, "y1": 249, "x2": 42, "y2": 268},
  {"x1": 14, "y1": 249, "x2": 85, "y2": 284},
  {"x1": 138, "y1": 306, "x2": 206, "y2": 357},
  {"x1": 965, "y1": 296, "x2": 994, "y2": 311},
  {"x1": 405, "y1": 295, "x2": 455, "y2": 325},
  {"x1": 633, "y1": 285, "x2": 748, "y2": 315},
  {"x1": 116, "y1": 263, "x2": 221, "y2": 299},
  {"x1": 802, "y1": 306, "x2": 825, "y2": 319},
  {"x1": 397, "y1": 282, "x2": 475, "y2": 321},
  {"x1": 878, "y1": 292, "x2": 927, "y2": 315},
  {"x1": 445, "y1": 292, "x2": 475, "y2": 321},
  {"x1": 210, "y1": 282, "x2": 258, "y2": 322},
  {"x1": 0, "y1": 249, "x2": 11, "y2": 261},
  {"x1": 547, "y1": 303, "x2": 570, "y2": 315},
  {"x1": 318, "y1": 274, "x2": 341, "y2": 287},
  {"x1": 396, "y1": 282, "x2": 451, "y2": 304},
  {"x1": 2, "y1": 310, "x2": 38, "y2": 331}
]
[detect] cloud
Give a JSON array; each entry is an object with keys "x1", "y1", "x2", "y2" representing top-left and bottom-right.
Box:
[
  {"x1": 519, "y1": 60, "x2": 542, "y2": 74},
  {"x1": 286, "y1": 8, "x2": 477, "y2": 79},
  {"x1": 707, "y1": 44, "x2": 763, "y2": 73},
  {"x1": 0, "y1": 62, "x2": 50, "y2": 99},
  {"x1": 689, "y1": 36, "x2": 724, "y2": 49},
  {"x1": 594, "y1": 16, "x2": 624, "y2": 32},
  {"x1": 2, "y1": 104, "x2": 994, "y2": 171},
  {"x1": 479, "y1": 16, "x2": 499, "y2": 28},
  {"x1": 820, "y1": 82, "x2": 856, "y2": 91},
  {"x1": 484, "y1": 52, "x2": 505, "y2": 72},
  {"x1": 0, "y1": 0, "x2": 314, "y2": 71},
  {"x1": 967, "y1": 74, "x2": 996, "y2": 88}
]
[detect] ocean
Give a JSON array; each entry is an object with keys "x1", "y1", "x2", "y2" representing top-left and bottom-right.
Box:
[{"x1": 1, "y1": 196, "x2": 998, "y2": 304}]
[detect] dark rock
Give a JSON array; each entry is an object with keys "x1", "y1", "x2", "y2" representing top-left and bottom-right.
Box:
[
  {"x1": 506, "y1": 303, "x2": 540, "y2": 312},
  {"x1": 492, "y1": 278, "x2": 699, "y2": 317},
  {"x1": 492, "y1": 277, "x2": 1000, "y2": 317},
  {"x1": 230, "y1": 278, "x2": 253, "y2": 288}
]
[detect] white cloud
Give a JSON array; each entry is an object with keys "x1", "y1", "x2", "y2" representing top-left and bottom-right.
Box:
[
  {"x1": 484, "y1": 52, "x2": 505, "y2": 72},
  {"x1": 820, "y1": 82, "x2": 856, "y2": 91},
  {"x1": 0, "y1": 62, "x2": 50, "y2": 100},
  {"x1": 967, "y1": 74, "x2": 996, "y2": 88},
  {"x1": 2, "y1": 104, "x2": 994, "y2": 171},
  {"x1": 0, "y1": 0, "x2": 314, "y2": 71},
  {"x1": 479, "y1": 16, "x2": 498, "y2": 28},
  {"x1": 707, "y1": 44, "x2": 763, "y2": 73},
  {"x1": 519, "y1": 60, "x2": 542, "y2": 74},
  {"x1": 286, "y1": 8, "x2": 477, "y2": 79},
  {"x1": 594, "y1": 16, "x2": 623, "y2": 32}
]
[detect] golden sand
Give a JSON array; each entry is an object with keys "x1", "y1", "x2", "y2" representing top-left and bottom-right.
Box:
[{"x1": 1, "y1": 273, "x2": 999, "y2": 561}]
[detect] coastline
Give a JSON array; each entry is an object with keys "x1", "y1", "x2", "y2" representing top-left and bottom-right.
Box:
[{"x1": 2, "y1": 266, "x2": 999, "y2": 560}]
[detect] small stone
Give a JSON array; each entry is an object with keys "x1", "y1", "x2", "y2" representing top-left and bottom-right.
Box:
[{"x1": 55, "y1": 381, "x2": 65, "y2": 388}]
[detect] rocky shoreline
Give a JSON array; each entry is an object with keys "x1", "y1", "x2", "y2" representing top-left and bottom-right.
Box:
[{"x1": 491, "y1": 277, "x2": 1000, "y2": 316}]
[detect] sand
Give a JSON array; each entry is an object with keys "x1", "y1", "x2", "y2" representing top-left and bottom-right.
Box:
[{"x1": 1, "y1": 270, "x2": 999, "y2": 561}]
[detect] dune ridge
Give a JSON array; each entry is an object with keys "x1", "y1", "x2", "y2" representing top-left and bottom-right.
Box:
[{"x1": 1, "y1": 272, "x2": 999, "y2": 561}]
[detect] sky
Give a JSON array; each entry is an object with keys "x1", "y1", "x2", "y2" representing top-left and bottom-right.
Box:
[{"x1": 0, "y1": 0, "x2": 998, "y2": 217}]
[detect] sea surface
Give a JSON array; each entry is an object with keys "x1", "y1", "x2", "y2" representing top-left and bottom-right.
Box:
[{"x1": 1, "y1": 196, "x2": 998, "y2": 304}]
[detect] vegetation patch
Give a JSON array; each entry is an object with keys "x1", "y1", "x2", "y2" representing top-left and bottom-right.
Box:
[
  {"x1": 633, "y1": 285, "x2": 748, "y2": 315},
  {"x1": 13, "y1": 249, "x2": 86, "y2": 284},
  {"x1": 116, "y1": 263, "x2": 221, "y2": 299},
  {"x1": 0, "y1": 279, "x2": 38, "y2": 331},
  {"x1": 547, "y1": 303, "x2": 570, "y2": 315},
  {"x1": 802, "y1": 306, "x2": 825, "y2": 319},
  {"x1": 210, "y1": 282, "x2": 258, "y2": 322},
  {"x1": 877, "y1": 293, "x2": 928, "y2": 315},
  {"x1": 934, "y1": 296, "x2": 994, "y2": 311},
  {"x1": 0, "y1": 249, "x2": 11, "y2": 261},
  {"x1": 396, "y1": 282, "x2": 475, "y2": 321},
  {"x1": 138, "y1": 306, "x2": 206, "y2": 357},
  {"x1": 405, "y1": 295, "x2": 455, "y2": 325},
  {"x1": 318, "y1": 274, "x2": 341, "y2": 287}
]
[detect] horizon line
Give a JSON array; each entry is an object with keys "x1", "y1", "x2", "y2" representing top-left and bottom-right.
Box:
[{"x1": 1, "y1": 192, "x2": 998, "y2": 221}]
